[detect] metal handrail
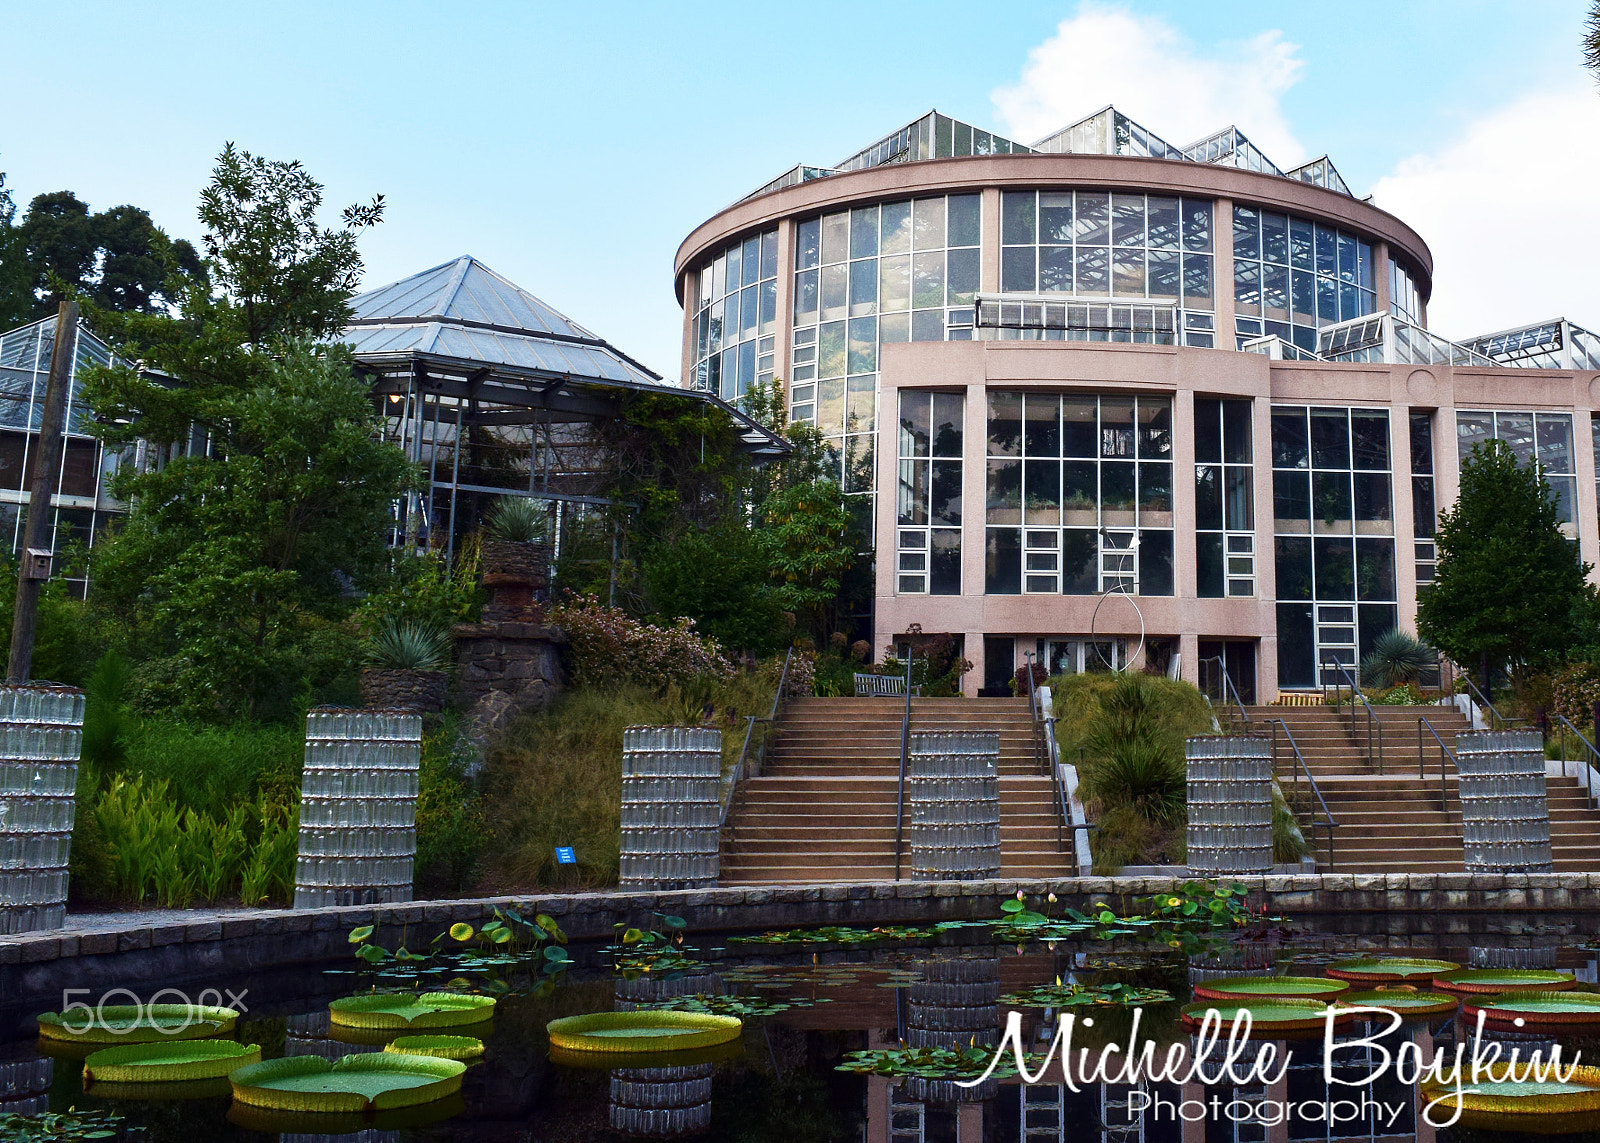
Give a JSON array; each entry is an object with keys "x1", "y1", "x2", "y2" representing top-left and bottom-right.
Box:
[
  {"x1": 1199, "y1": 655, "x2": 1249, "y2": 730},
  {"x1": 1320, "y1": 656, "x2": 1385, "y2": 773},
  {"x1": 1458, "y1": 673, "x2": 1519, "y2": 730},
  {"x1": 893, "y1": 652, "x2": 915, "y2": 880},
  {"x1": 1548, "y1": 712, "x2": 1600, "y2": 803},
  {"x1": 1263, "y1": 717, "x2": 1340, "y2": 871},
  {"x1": 1416, "y1": 717, "x2": 1455, "y2": 814},
  {"x1": 719, "y1": 646, "x2": 794, "y2": 830},
  {"x1": 1022, "y1": 651, "x2": 1048, "y2": 773}
]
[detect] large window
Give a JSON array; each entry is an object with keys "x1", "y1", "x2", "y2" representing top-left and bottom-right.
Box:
[
  {"x1": 1272, "y1": 406, "x2": 1396, "y2": 688},
  {"x1": 791, "y1": 197, "x2": 980, "y2": 492},
  {"x1": 998, "y1": 191, "x2": 1214, "y2": 347},
  {"x1": 984, "y1": 392, "x2": 1173, "y2": 597},
  {"x1": 1196, "y1": 398, "x2": 1254, "y2": 597},
  {"x1": 1389, "y1": 258, "x2": 1423, "y2": 326},
  {"x1": 896, "y1": 391, "x2": 963, "y2": 595},
  {"x1": 1456, "y1": 410, "x2": 1577, "y2": 539},
  {"x1": 1233, "y1": 207, "x2": 1375, "y2": 354},
  {"x1": 1412, "y1": 412, "x2": 1436, "y2": 585},
  {"x1": 690, "y1": 229, "x2": 778, "y2": 401}
]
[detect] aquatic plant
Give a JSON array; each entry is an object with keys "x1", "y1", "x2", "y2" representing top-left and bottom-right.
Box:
[
  {"x1": 0, "y1": 1109, "x2": 124, "y2": 1140},
  {"x1": 343, "y1": 907, "x2": 570, "y2": 997},
  {"x1": 609, "y1": 913, "x2": 706, "y2": 978},
  {"x1": 836, "y1": 1045, "x2": 1025, "y2": 1081},
  {"x1": 1001, "y1": 980, "x2": 1174, "y2": 1009},
  {"x1": 633, "y1": 994, "x2": 833, "y2": 1017},
  {"x1": 728, "y1": 924, "x2": 943, "y2": 946}
]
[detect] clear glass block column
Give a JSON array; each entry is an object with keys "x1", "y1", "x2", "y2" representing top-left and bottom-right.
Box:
[
  {"x1": 293, "y1": 707, "x2": 421, "y2": 908},
  {"x1": 1185, "y1": 735, "x2": 1273, "y2": 875},
  {"x1": 1457, "y1": 729, "x2": 1553, "y2": 874},
  {"x1": 0, "y1": 683, "x2": 84, "y2": 935},
  {"x1": 907, "y1": 732, "x2": 1001, "y2": 881},
  {"x1": 619, "y1": 726, "x2": 720, "y2": 890}
]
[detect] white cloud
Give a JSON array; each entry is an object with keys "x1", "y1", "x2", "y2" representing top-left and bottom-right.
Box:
[
  {"x1": 991, "y1": 5, "x2": 1306, "y2": 166},
  {"x1": 1370, "y1": 85, "x2": 1600, "y2": 338}
]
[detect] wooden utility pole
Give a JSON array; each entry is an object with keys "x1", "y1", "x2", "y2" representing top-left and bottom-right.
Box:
[{"x1": 7, "y1": 301, "x2": 77, "y2": 682}]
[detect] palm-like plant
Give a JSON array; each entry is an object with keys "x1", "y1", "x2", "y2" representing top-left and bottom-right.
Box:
[
  {"x1": 1359, "y1": 628, "x2": 1436, "y2": 689},
  {"x1": 485, "y1": 497, "x2": 547, "y2": 543},
  {"x1": 364, "y1": 620, "x2": 451, "y2": 671}
]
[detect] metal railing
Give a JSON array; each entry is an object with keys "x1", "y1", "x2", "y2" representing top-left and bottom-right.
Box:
[
  {"x1": 1459, "y1": 673, "x2": 1519, "y2": 730},
  {"x1": 1022, "y1": 652, "x2": 1048, "y2": 773},
  {"x1": 892, "y1": 653, "x2": 916, "y2": 881},
  {"x1": 1199, "y1": 656, "x2": 1250, "y2": 731},
  {"x1": 1263, "y1": 717, "x2": 1339, "y2": 870},
  {"x1": 1320, "y1": 656, "x2": 1384, "y2": 773},
  {"x1": 719, "y1": 647, "x2": 793, "y2": 830},
  {"x1": 1549, "y1": 712, "x2": 1600, "y2": 802},
  {"x1": 1416, "y1": 717, "x2": 1455, "y2": 814}
]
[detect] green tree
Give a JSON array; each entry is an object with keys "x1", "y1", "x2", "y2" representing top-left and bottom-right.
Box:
[
  {"x1": 1417, "y1": 440, "x2": 1598, "y2": 689},
  {"x1": 82, "y1": 147, "x2": 402, "y2": 720},
  {"x1": 756, "y1": 477, "x2": 856, "y2": 639},
  {"x1": 640, "y1": 523, "x2": 784, "y2": 652},
  {"x1": 0, "y1": 168, "x2": 33, "y2": 329}
]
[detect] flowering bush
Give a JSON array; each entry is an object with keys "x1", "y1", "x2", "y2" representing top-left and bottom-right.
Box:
[
  {"x1": 547, "y1": 594, "x2": 733, "y2": 691},
  {"x1": 1552, "y1": 662, "x2": 1600, "y2": 728}
]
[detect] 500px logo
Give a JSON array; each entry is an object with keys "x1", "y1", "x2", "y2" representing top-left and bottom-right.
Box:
[{"x1": 57, "y1": 987, "x2": 249, "y2": 1033}]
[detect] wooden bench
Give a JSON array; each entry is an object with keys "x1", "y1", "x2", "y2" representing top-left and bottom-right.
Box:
[{"x1": 853, "y1": 673, "x2": 907, "y2": 697}]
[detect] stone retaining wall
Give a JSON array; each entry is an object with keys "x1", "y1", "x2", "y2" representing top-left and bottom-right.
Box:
[{"x1": 6, "y1": 872, "x2": 1600, "y2": 1002}]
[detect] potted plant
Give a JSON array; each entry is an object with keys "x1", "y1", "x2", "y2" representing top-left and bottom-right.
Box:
[
  {"x1": 480, "y1": 498, "x2": 551, "y2": 621},
  {"x1": 360, "y1": 620, "x2": 451, "y2": 711}
]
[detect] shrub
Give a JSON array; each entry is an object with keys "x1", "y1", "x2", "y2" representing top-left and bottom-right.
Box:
[
  {"x1": 1085, "y1": 738, "x2": 1184, "y2": 824},
  {"x1": 363, "y1": 619, "x2": 451, "y2": 670},
  {"x1": 484, "y1": 497, "x2": 548, "y2": 543},
  {"x1": 548, "y1": 593, "x2": 733, "y2": 692},
  {"x1": 1552, "y1": 661, "x2": 1600, "y2": 728},
  {"x1": 1360, "y1": 628, "x2": 1436, "y2": 689},
  {"x1": 353, "y1": 542, "x2": 483, "y2": 634},
  {"x1": 118, "y1": 719, "x2": 302, "y2": 820}
]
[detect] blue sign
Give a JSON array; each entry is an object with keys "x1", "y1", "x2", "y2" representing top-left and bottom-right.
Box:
[{"x1": 554, "y1": 846, "x2": 577, "y2": 865}]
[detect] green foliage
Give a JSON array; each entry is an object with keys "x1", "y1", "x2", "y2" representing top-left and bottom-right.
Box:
[
  {"x1": 639, "y1": 523, "x2": 785, "y2": 652},
  {"x1": 547, "y1": 593, "x2": 733, "y2": 691},
  {"x1": 484, "y1": 496, "x2": 548, "y2": 542},
  {"x1": 1001, "y1": 981, "x2": 1174, "y2": 1008},
  {"x1": 1360, "y1": 628, "x2": 1436, "y2": 689},
  {"x1": 79, "y1": 651, "x2": 135, "y2": 785},
  {"x1": 414, "y1": 715, "x2": 489, "y2": 898},
  {"x1": 91, "y1": 774, "x2": 296, "y2": 907},
  {"x1": 0, "y1": 561, "x2": 101, "y2": 686},
  {"x1": 755, "y1": 478, "x2": 856, "y2": 636},
  {"x1": 480, "y1": 669, "x2": 776, "y2": 890},
  {"x1": 633, "y1": 993, "x2": 831, "y2": 1017},
  {"x1": 837, "y1": 1044, "x2": 1022, "y2": 1080},
  {"x1": 0, "y1": 167, "x2": 33, "y2": 330},
  {"x1": 362, "y1": 619, "x2": 450, "y2": 670},
  {"x1": 1418, "y1": 440, "x2": 1599, "y2": 684},
  {"x1": 1090, "y1": 738, "x2": 1186, "y2": 825},
  {"x1": 353, "y1": 540, "x2": 483, "y2": 634},
  {"x1": 0, "y1": 1108, "x2": 123, "y2": 1141},
  {"x1": 347, "y1": 906, "x2": 568, "y2": 987},
  {"x1": 609, "y1": 913, "x2": 706, "y2": 978},
  {"x1": 118, "y1": 718, "x2": 302, "y2": 819}
]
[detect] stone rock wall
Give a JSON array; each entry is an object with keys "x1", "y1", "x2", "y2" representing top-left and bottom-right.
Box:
[{"x1": 451, "y1": 621, "x2": 566, "y2": 768}]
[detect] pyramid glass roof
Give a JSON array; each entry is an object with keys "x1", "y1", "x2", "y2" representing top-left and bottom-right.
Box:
[{"x1": 1030, "y1": 106, "x2": 1185, "y2": 159}]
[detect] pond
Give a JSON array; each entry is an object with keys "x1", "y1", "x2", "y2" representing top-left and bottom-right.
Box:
[{"x1": 5, "y1": 902, "x2": 1600, "y2": 1142}]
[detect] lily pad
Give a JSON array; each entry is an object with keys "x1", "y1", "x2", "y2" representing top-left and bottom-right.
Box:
[
  {"x1": 1420, "y1": 1064, "x2": 1600, "y2": 1133},
  {"x1": 37, "y1": 1004, "x2": 239, "y2": 1044},
  {"x1": 1325, "y1": 957, "x2": 1459, "y2": 983},
  {"x1": 328, "y1": 992, "x2": 496, "y2": 1031},
  {"x1": 1467, "y1": 991, "x2": 1600, "y2": 1027},
  {"x1": 1191, "y1": 976, "x2": 1349, "y2": 1001},
  {"x1": 1342, "y1": 990, "x2": 1459, "y2": 1017},
  {"x1": 84, "y1": 1039, "x2": 261, "y2": 1084},
  {"x1": 546, "y1": 1010, "x2": 742, "y2": 1054},
  {"x1": 229, "y1": 1052, "x2": 466, "y2": 1112},
  {"x1": 1432, "y1": 969, "x2": 1577, "y2": 996},
  {"x1": 385, "y1": 1034, "x2": 486, "y2": 1061},
  {"x1": 1181, "y1": 999, "x2": 1353, "y2": 1035}
]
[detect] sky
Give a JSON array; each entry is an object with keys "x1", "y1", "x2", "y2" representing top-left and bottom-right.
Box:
[{"x1": 2, "y1": 1, "x2": 1597, "y2": 379}]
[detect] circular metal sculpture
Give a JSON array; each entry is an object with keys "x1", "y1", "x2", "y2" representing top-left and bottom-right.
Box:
[
  {"x1": 1432, "y1": 969, "x2": 1577, "y2": 996},
  {"x1": 385, "y1": 1035, "x2": 486, "y2": 1061},
  {"x1": 228, "y1": 1052, "x2": 466, "y2": 1113},
  {"x1": 1192, "y1": 976, "x2": 1349, "y2": 1002},
  {"x1": 546, "y1": 1011, "x2": 742, "y2": 1055},
  {"x1": 1340, "y1": 990, "x2": 1459, "y2": 1017},
  {"x1": 327, "y1": 992, "x2": 495, "y2": 1031},
  {"x1": 83, "y1": 1040, "x2": 261, "y2": 1085},
  {"x1": 1180, "y1": 999, "x2": 1353, "y2": 1036},
  {"x1": 37, "y1": 1004, "x2": 240, "y2": 1044},
  {"x1": 1466, "y1": 991, "x2": 1600, "y2": 1029},
  {"x1": 1325, "y1": 957, "x2": 1459, "y2": 983}
]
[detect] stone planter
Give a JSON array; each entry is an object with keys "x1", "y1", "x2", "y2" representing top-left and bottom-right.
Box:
[
  {"x1": 360, "y1": 668, "x2": 448, "y2": 713},
  {"x1": 481, "y1": 541, "x2": 551, "y2": 622}
]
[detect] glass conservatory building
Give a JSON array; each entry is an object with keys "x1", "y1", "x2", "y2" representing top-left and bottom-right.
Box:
[{"x1": 673, "y1": 105, "x2": 1600, "y2": 698}]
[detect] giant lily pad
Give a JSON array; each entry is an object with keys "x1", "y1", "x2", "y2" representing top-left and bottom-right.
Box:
[
  {"x1": 1341, "y1": 990, "x2": 1459, "y2": 1017},
  {"x1": 1325, "y1": 957, "x2": 1459, "y2": 983},
  {"x1": 1421, "y1": 1064, "x2": 1600, "y2": 1134},
  {"x1": 1432, "y1": 969, "x2": 1577, "y2": 996},
  {"x1": 1191, "y1": 976, "x2": 1349, "y2": 1002},
  {"x1": 385, "y1": 1034, "x2": 485, "y2": 1061},
  {"x1": 546, "y1": 1010, "x2": 741, "y2": 1054},
  {"x1": 328, "y1": 992, "x2": 496, "y2": 1031},
  {"x1": 1181, "y1": 999, "x2": 1353, "y2": 1036},
  {"x1": 37, "y1": 1004, "x2": 239, "y2": 1044},
  {"x1": 1467, "y1": 991, "x2": 1600, "y2": 1028},
  {"x1": 84, "y1": 1039, "x2": 260, "y2": 1084},
  {"x1": 229, "y1": 1052, "x2": 465, "y2": 1112}
]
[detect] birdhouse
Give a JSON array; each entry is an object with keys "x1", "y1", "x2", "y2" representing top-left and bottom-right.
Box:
[{"x1": 21, "y1": 548, "x2": 51, "y2": 581}]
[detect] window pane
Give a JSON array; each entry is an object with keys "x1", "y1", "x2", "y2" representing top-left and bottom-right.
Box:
[
  {"x1": 1276, "y1": 537, "x2": 1313, "y2": 600},
  {"x1": 1024, "y1": 459, "x2": 1059, "y2": 525},
  {"x1": 1410, "y1": 412, "x2": 1434, "y2": 474},
  {"x1": 1354, "y1": 472, "x2": 1391, "y2": 522},
  {"x1": 820, "y1": 262, "x2": 847, "y2": 321},
  {"x1": 1314, "y1": 536, "x2": 1355, "y2": 599},
  {"x1": 1024, "y1": 395, "x2": 1060, "y2": 457},
  {"x1": 947, "y1": 247, "x2": 979, "y2": 304},
  {"x1": 1140, "y1": 530, "x2": 1174, "y2": 596},
  {"x1": 1537, "y1": 413, "x2": 1575, "y2": 473},
  {"x1": 1262, "y1": 212, "x2": 1288, "y2": 264},
  {"x1": 1274, "y1": 470, "x2": 1311, "y2": 527},
  {"x1": 930, "y1": 530, "x2": 961, "y2": 594},
  {"x1": 1040, "y1": 246, "x2": 1073, "y2": 293},
  {"x1": 899, "y1": 391, "x2": 930, "y2": 458},
  {"x1": 849, "y1": 259, "x2": 876, "y2": 316},
  {"x1": 1075, "y1": 193, "x2": 1109, "y2": 245},
  {"x1": 1063, "y1": 529, "x2": 1098, "y2": 593},
  {"x1": 1182, "y1": 198, "x2": 1212, "y2": 252},
  {"x1": 1100, "y1": 398, "x2": 1135, "y2": 458},
  {"x1": 850, "y1": 205, "x2": 879, "y2": 258},
  {"x1": 1310, "y1": 408, "x2": 1350, "y2": 468},
  {"x1": 1101, "y1": 461, "x2": 1135, "y2": 511},
  {"x1": 1002, "y1": 191, "x2": 1036, "y2": 245},
  {"x1": 932, "y1": 392, "x2": 963, "y2": 456},
  {"x1": 817, "y1": 321, "x2": 846, "y2": 378},
  {"x1": 1062, "y1": 397, "x2": 1097, "y2": 457},
  {"x1": 1223, "y1": 400, "x2": 1252, "y2": 463},
  {"x1": 1075, "y1": 246, "x2": 1110, "y2": 295},
  {"x1": 793, "y1": 269, "x2": 818, "y2": 323},
  {"x1": 986, "y1": 528, "x2": 1021, "y2": 594},
  {"x1": 796, "y1": 218, "x2": 820, "y2": 269},
  {"x1": 1002, "y1": 246, "x2": 1037, "y2": 293},
  {"x1": 912, "y1": 252, "x2": 945, "y2": 308},
  {"x1": 1412, "y1": 475, "x2": 1436, "y2": 538},
  {"x1": 986, "y1": 459, "x2": 1021, "y2": 523},
  {"x1": 1140, "y1": 462, "x2": 1173, "y2": 516},
  {"x1": 913, "y1": 197, "x2": 946, "y2": 250},
  {"x1": 1224, "y1": 467, "x2": 1253, "y2": 531},
  {"x1": 879, "y1": 255, "x2": 911, "y2": 312},
  {"x1": 898, "y1": 459, "x2": 928, "y2": 524},
  {"x1": 1277, "y1": 603, "x2": 1315, "y2": 687},
  {"x1": 1147, "y1": 196, "x2": 1179, "y2": 249},
  {"x1": 1063, "y1": 461, "x2": 1097, "y2": 523},
  {"x1": 1040, "y1": 193, "x2": 1073, "y2": 243},
  {"x1": 847, "y1": 317, "x2": 876, "y2": 374},
  {"x1": 1313, "y1": 469, "x2": 1352, "y2": 525},
  {"x1": 1195, "y1": 465, "x2": 1222, "y2": 530},
  {"x1": 1195, "y1": 399, "x2": 1222, "y2": 464},
  {"x1": 1112, "y1": 194, "x2": 1145, "y2": 246},
  {"x1": 1356, "y1": 538, "x2": 1395, "y2": 601},
  {"x1": 988, "y1": 392, "x2": 1022, "y2": 456},
  {"x1": 1351, "y1": 413, "x2": 1389, "y2": 470},
  {"x1": 881, "y1": 201, "x2": 912, "y2": 254},
  {"x1": 821, "y1": 212, "x2": 849, "y2": 264},
  {"x1": 931, "y1": 460, "x2": 962, "y2": 526},
  {"x1": 1233, "y1": 206, "x2": 1260, "y2": 260},
  {"x1": 1113, "y1": 249, "x2": 1146, "y2": 297},
  {"x1": 1139, "y1": 399, "x2": 1173, "y2": 457},
  {"x1": 1198, "y1": 532, "x2": 1225, "y2": 597},
  {"x1": 948, "y1": 194, "x2": 981, "y2": 247}
]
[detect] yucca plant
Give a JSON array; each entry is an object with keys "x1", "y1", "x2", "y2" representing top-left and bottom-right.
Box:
[
  {"x1": 363, "y1": 620, "x2": 452, "y2": 671},
  {"x1": 485, "y1": 496, "x2": 548, "y2": 543},
  {"x1": 1360, "y1": 628, "x2": 1436, "y2": 689},
  {"x1": 1086, "y1": 739, "x2": 1186, "y2": 825}
]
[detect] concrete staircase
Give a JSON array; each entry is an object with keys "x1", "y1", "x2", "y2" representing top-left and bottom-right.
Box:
[
  {"x1": 1251, "y1": 703, "x2": 1600, "y2": 873},
  {"x1": 719, "y1": 696, "x2": 1074, "y2": 884}
]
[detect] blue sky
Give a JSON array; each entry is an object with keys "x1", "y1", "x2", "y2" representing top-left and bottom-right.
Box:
[{"x1": 3, "y1": 1, "x2": 1597, "y2": 378}]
